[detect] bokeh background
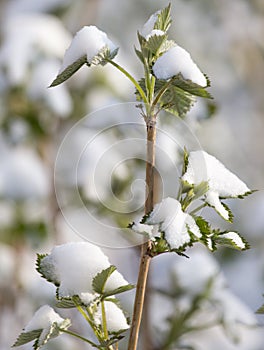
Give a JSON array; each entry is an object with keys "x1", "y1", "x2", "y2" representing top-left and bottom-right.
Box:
[{"x1": 0, "y1": 0, "x2": 264, "y2": 349}]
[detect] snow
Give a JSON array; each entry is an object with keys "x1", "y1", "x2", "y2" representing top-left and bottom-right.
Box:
[
  {"x1": 141, "y1": 11, "x2": 160, "y2": 38},
  {"x1": 24, "y1": 305, "x2": 65, "y2": 332},
  {"x1": 28, "y1": 59, "x2": 72, "y2": 117},
  {"x1": 0, "y1": 14, "x2": 71, "y2": 85},
  {"x1": 169, "y1": 247, "x2": 262, "y2": 348},
  {"x1": 131, "y1": 221, "x2": 154, "y2": 237},
  {"x1": 0, "y1": 146, "x2": 49, "y2": 199},
  {"x1": 152, "y1": 45, "x2": 207, "y2": 87},
  {"x1": 170, "y1": 248, "x2": 224, "y2": 295},
  {"x1": 221, "y1": 232, "x2": 246, "y2": 249},
  {"x1": 182, "y1": 151, "x2": 250, "y2": 220},
  {"x1": 145, "y1": 29, "x2": 165, "y2": 40},
  {"x1": 40, "y1": 242, "x2": 129, "y2": 299},
  {"x1": 59, "y1": 26, "x2": 117, "y2": 73},
  {"x1": 94, "y1": 301, "x2": 129, "y2": 332},
  {"x1": 146, "y1": 197, "x2": 201, "y2": 249}
]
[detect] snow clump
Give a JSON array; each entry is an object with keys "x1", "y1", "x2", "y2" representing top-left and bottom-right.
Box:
[
  {"x1": 141, "y1": 11, "x2": 161, "y2": 38},
  {"x1": 94, "y1": 301, "x2": 130, "y2": 332},
  {"x1": 152, "y1": 46, "x2": 207, "y2": 87},
  {"x1": 24, "y1": 305, "x2": 66, "y2": 332},
  {"x1": 182, "y1": 151, "x2": 250, "y2": 220},
  {"x1": 39, "y1": 242, "x2": 129, "y2": 301},
  {"x1": 59, "y1": 25, "x2": 117, "y2": 73},
  {"x1": 132, "y1": 197, "x2": 201, "y2": 249}
]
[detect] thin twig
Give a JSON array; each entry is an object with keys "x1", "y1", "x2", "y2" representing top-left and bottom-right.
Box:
[{"x1": 128, "y1": 117, "x2": 157, "y2": 350}]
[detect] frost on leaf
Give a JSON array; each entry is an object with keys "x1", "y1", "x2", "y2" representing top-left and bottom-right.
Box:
[
  {"x1": 37, "y1": 242, "x2": 130, "y2": 302},
  {"x1": 12, "y1": 305, "x2": 70, "y2": 350},
  {"x1": 182, "y1": 150, "x2": 251, "y2": 221},
  {"x1": 50, "y1": 25, "x2": 118, "y2": 87}
]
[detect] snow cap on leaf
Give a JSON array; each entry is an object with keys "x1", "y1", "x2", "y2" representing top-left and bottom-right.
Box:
[
  {"x1": 132, "y1": 197, "x2": 201, "y2": 250},
  {"x1": 12, "y1": 305, "x2": 70, "y2": 350},
  {"x1": 152, "y1": 45, "x2": 207, "y2": 87},
  {"x1": 182, "y1": 150, "x2": 250, "y2": 220},
  {"x1": 38, "y1": 242, "x2": 129, "y2": 299},
  {"x1": 50, "y1": 25, "x2": 118, "y2": 87}
]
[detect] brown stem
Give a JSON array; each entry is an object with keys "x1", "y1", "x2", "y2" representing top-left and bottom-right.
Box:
[{"x1": 128, "y1": 117, "x2": 157, "y2": 350}]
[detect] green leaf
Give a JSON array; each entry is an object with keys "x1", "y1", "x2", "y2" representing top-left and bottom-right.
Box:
[
  {"x1": 220, "y1": 202, "x2": 234, "y2": 223},
  {"x1": 12, "y1": 330, "x2": 42, "y2": 347},
  {"x1": 90, "y1": 46, "x2": 119, "y2": 66},
  {"x1": 102, "y1": 284, "x2": 135, "y2": 298},
  {"x1": 170, "y1": 74, "x2": 212, "y2": 98},
  {"x1": 92, "y1": 266, "x2": 117, "y2": 294},
  {"x1": 145, "y1": 34, "x2": 168, "y2": 56},
  {"x1": 192, "y1": 181, "x2": 209, "y2": 200},
  {"x1": 195, "y1": 216, "x2": 212, "y2": 236},
  {"x1": 256, "y1": 304, "x2": 264, "y2": 314},
  {"x1": 49, "y1": 55, "x2": 87, "y2": 87},
  {"x1": 154, "y1": 3, "x2": 172, "y2": 33},
  {"x1": 155, "y1": 79, "x2": 196, "y2": 117},
  {"x1": 134, "y1": 47, "x2": 144, "y2": 63},
  {"x1": 56, "y1": 298, "x2": 77, "y2": 308}
]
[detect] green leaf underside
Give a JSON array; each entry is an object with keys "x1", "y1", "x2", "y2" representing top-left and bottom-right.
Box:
[
  {"x1": 161, "y1": 84, "x2": 196, "y2": 117},
  {"x1": 170, "y1": 74, "x2": 212, "y2": 98},
  {"x1": 56, "y1": 295, "x2": 84, "y2": 308},
  {"x1": 36, "y1": 253, "x2": 60, "y2": 286},
  {"x1": 12, "y1": 330, "x2": 42, "y2": 347},
  {"x1": 102, "y1": 284, "x2": 135, "y2": 298},
  {"x1": 56, "y1": 298, "x2": 76, "y2": 308},
  {"x1": 50, "y1": 55, "x2": 87, "y2": 87},
  {"x1": 92, "y1": 265, "x2": 117, "y2": 294}
]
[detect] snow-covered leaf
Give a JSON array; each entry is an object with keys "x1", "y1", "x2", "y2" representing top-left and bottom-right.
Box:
[
  {"x1": 214, "y1": 232, "x2": 249, "y2": 250},
  {"x1": 36, "y1": 253, "x2": 59, "y2": 286},
  {"x1": 13, "y1": 306, "x2": 70, "y2": 350},
  {"x1": 153, "y1": 46, "x2": 208, "y2": 87},
  {"x1": 50, "y1": 25, "x2": 118, "y2": 87},
  {"x1": 182, "y1": 150, "x2": 251, "y2": 221},
  {"x1": 92, "y1": 265, "x2": 117, "y2": 294}
]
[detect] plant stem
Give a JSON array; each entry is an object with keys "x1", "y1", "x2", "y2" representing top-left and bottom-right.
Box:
[
  {"x1": 128, "y1": 114, "x2": 157, "y2": 350},
  {"x1": 107, "y1": 60, "x2": 148, "y2": 104}
]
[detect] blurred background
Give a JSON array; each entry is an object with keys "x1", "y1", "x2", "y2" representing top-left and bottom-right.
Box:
[{"x1": 0, "y1": 0, "x2": 264, "y2": 349}]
